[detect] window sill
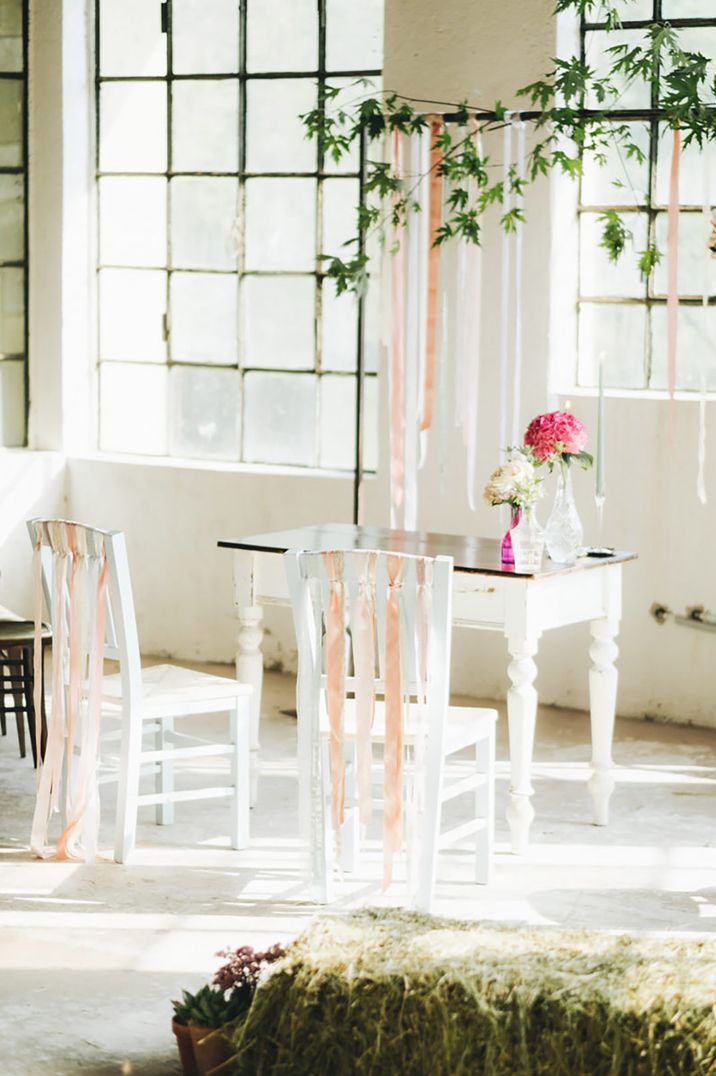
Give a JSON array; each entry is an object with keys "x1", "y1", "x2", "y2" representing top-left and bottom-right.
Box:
[
  {"x1": 69, "y1": 450, "x2": 374, "y2": 482},
  {"x1": 554, "y1": 386, "x2": 716, "y2": 403}
]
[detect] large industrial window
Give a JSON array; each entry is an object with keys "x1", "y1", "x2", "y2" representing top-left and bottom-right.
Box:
[
  {"x1": 95, "y1": 0, "x2": 382, "y2": 470},
  {"x1": 0, "y1": 0, "x2": 27, "y2": 446},
  {"x1": 577, "y1": 1, "x2": 716, "y2": 393}
]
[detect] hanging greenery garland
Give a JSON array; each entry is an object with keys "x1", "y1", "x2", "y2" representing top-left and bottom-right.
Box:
[{"x1": 301, "y1": 0, "x2": 716, "y2": 296}]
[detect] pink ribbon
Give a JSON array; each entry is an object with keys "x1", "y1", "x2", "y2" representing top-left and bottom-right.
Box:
[
  {"x1": 667, "y1": 125, "x2": 680, "y2": 433},
  {"x1": 390, "y1": 129, "x2": 406, "y2": 521},
  {"x1": 352, "y1": 552, "x2": 377, "y2": 827},
  {"x1": 383, "y1": 555, "x2": 404, "y2": 888},
  {"x1": 322, "y1": 551, "x2": 346, "y2": 841},
  {"x1": 422, "y1": 117, "x2": 444, "y2": 434}
]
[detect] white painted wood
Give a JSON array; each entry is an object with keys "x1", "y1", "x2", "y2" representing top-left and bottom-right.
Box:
[
  {"x1": 286, "y1": 550, "x2": 497, "y2": 912},
  {"x1": 233, "y1": 550, "x2": 264, "y2": 807},
  {"x1": 29, "y1": 519, "x2": 252, "y2": 863},
  {"x1": 588, "y1": 565, "x2": 622, "y2": 826},
  {"x1": 233, "y1": 545, "x2": 625, "y2": 855}
]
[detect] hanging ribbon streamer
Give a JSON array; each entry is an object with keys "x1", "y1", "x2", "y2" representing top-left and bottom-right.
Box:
[
  {"x1": 422, "y1": 116, "x2": 444, "y2": 436},
  {"x1": 389, "y1": 129, "x2": 406, "y2": 528},
  {"x1": 463, "y1": 121, "x2": 484, "y2": 511},
  {"x1": 351, "y1": 552, "x2": 377, "y2": 827},
  {"x1": 436, "y1": 161, "x2": 455, "y2": 494},
  {"x1": 31, "y1": 522, "x2": 108, "y2": 862},
  {"x1": 499, "y1": 115, "x2": 514, "y2": 456},
  {"x1": 698, "y1": 144, "x2": 710, "y2": 504},
  {"x1": 511, "y1": 117, "x2": 526, "y2": 447},
  {"x1": 322, "y1": 551, "x2": 346, "y2": 849},
  {"x1": 383, "y1": 555, "x2": 403, "y2": 889},
  {"x1": 666, "y1": 125, "x2": 681, "y2": 437}
]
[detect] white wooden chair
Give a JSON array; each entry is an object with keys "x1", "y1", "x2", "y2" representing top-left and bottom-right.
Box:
[
  {"x1": 28, "y1": 519, "x2": 251, "y2": 863},
  {"x1": 285, "y1": 548, "x2": 497, "y2": 912}
]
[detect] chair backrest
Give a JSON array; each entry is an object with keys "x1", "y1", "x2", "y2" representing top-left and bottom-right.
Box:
[
  {"x1": 285, "y1": 548, "x2": 454, "y2": 887},
  {"x1": 27, "y1": 519, "x2": 142, "y2": 708}
]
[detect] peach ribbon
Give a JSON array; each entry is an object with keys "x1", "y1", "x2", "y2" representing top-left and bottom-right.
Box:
[
  {"x1": 31, "y1": 522, "x2": 109, "y2": 861},
  {"x1": 322, "y1": 551, "x2": 346, "y2": 841},
  {"x1": 383, "y1": 555, "x2": 404, "y2": 888},
  {"x1": 421, "y1": 116, "x2": 444, "y2": 434},
  {"x1": 351, "y1": 552, "x2": 377, "y2": 827},
  {"x1": 390, "y1": 129, "x2": 406, "y2": 525},
  {"x1": 667, "y1": 125, "x2": 681, "y2": 433}
]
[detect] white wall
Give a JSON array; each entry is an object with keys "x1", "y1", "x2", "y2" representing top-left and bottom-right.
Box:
[{"x1": 2, "y1": 0, "x2": 713, "y2": 730}]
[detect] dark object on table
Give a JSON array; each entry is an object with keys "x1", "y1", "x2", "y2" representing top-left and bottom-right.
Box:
[
  {"x1": 585, "y1": 546, "x2": 615, "y2": 558},
  {"x1": 0, "y1": 620, "x2": 51, "y2": 766}
]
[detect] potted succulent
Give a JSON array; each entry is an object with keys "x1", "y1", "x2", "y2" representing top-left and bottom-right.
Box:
[{"x1": 172, "y1": 943, "x2": 286, "y2": 1076}]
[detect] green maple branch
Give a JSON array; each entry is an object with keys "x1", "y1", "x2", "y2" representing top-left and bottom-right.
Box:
[{"x1": 301, "y1": 1, "x2": 716, "y2": 295}]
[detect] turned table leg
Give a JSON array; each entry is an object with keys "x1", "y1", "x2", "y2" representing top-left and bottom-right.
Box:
[
  {"x1": 588, "y1": 616, "x2": 619, "y2": 825},
  {"x1": 233, "y1": 552, "x2": 264, "y2": 808},
  {"x1": 506, "y1": 633, "x2": 539, "y2": 855}
]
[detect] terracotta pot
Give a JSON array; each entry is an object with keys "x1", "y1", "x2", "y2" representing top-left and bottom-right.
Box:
[
  {"x1": 189, "y1": 1024, "x2": 233, "y2": 1075},
  {"x1": 172, "y1": 1019, "x2": 199, "y2": 1076}
]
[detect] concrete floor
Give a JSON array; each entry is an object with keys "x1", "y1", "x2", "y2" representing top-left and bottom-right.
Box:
[{"x1": 0, "y1": 665, "x2": 715, "y2": 1075}]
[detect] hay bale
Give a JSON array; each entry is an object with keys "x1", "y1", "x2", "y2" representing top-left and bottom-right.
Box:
[{"x1": 227, "y1": 909, "x2": 716, "y2": 1076}]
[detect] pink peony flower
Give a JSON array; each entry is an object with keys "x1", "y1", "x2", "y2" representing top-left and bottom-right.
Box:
[{"x1": 524, "y1": 411, "x2": 588, "y2": 463}]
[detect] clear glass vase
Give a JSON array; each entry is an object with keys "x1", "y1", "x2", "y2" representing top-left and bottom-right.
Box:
[
  {"x1": 511, "y1": 505, "x2": 545, "y2": 573},
  {"x1": 544, "y1": 461, "x2": 583, "y2": 565}
]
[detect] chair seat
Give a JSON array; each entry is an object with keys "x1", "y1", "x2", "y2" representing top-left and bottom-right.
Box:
[
  {"x1": 101, "y1": 662, "x2": 252, "y2": 720},
  {"x1": 322, "y1": 700, "x2": 496, "y2": 754},
  {"x1": 0, "y1": 620, "x2": 52, "y2": 644}
]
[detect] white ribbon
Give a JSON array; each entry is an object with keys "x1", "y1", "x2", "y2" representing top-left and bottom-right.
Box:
[
  {"x1": 699, "y1": 145, "x2": 710, "y2": 505},
  {"x1": 499, "y1": 115, "x2": 514, "y2": 457},
  {"x1": 464, "y1": 125, "x2": 484, "y2": 511},
  {"x1": 511, "y1": 117, "x2": 526, "y2": 447},
  {"x1": 403, "y1": 131, "x2": 424, "y2": 531}
]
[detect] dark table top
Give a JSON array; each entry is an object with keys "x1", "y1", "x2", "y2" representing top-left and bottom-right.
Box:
[{"x1": 218, "y1": 523, "x2": 637, "y2": 579}]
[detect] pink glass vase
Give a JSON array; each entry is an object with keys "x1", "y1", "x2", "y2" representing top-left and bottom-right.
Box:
[{"x1": 500, "y1": 505, "x2": 522, "y2": 566}]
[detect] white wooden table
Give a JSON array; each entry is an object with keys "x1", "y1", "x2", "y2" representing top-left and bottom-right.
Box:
[{"x1": 219, "y1": 523, "x2": 636, "y2": 854}]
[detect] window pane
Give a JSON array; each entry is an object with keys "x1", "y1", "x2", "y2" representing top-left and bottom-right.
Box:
[
  {"x1": 577, "y1": 303, "x2": 647, "y2": 388},
  {"x1": 581, "y1": 123, "x2": 649, "y2": 207},
  {"x1": 100, "y1": 82, "x2": 167, "y2": 173},
  {"x1": 609, "y1": 0, "x2": 654, "y2": 17},
  {"x1": 322, "y1": 177, "x2": 359, "y2": 258},
  {"x1": 172, "y1": 0, "x2": 239, "y2": 74},
  {"x1": 99, "y1": 177, "x2": 167, "y2": 267},
  {"x1": 0, "y1": 266, "x2": 23, "y2": 355},
  {"x1": 100, "y1": 363, "x2": 168, "y2": 454},
  {"x1": 170, "y1": 271, "x2": 238, "y2": 365},
  {"x1": 170, "y1": 177, "x2": 238, "y2": 270},
  {"x1": 321, "y1": 285, "x2": 357, "y2": 371},
  {"x1": 653, "y1": 212, "x2": 716, "y2": 298},
  {"x1": 579, "y1": 212, "x2": 647, "y2": 298},
  {"x1": 244, "y1": 178, "x2": 316, "y2": 270},
  {"x1": 172, "y1": 80, "x2": 239, "y2": 173},
  {"x1": 0, "y1": 173, "x2": 23, "y2": 260},
  {"x1": 245, "y1": 78, "x2": 316, "y2": 173},
  {"x1": 584, "y1": 30, "x2": 651, "y2": 110},
  {"x1": 170, "y1": 365, "x2": 240, "y2": 460},
  {"x1": 99, "y1": 0, "x2": 166, "y2": 77},
  {"x1": 323, "y1": 77, "x2": 381, "y2": 175},
  {"x1": 243, "y1": 371, "x2": 316, "y2": 465},
  {"x1": 319, "y1": 374, "x2": 377, "y2": 470},
  {"x1": 243, "y1": 275, "x2": 314, "y2": 369},
  {"x1": 651, "y1": 305, "x2": 716, "y2": 392},
  {"x1": 99, "y1": 269, "x2": 166, "y2": 362},
  {"x1": 662, "y1": 0, "x2": 712, "y2": 13},
  {"x1": 655, "y1": 127, "x2": 716, "y2": 207},
  {"x1": 326, "y1": 0, "x2": 383, "y2": 71},
  {"x1": 0, "y1": 358, "x2": 24, "y2": 444},
  {"x1": 0, "y1": 78, "x2": 22, "y2": 167},
  {"x1": 246, "y1": 0, "x2": 318, "y2": 73},
  {"x1": 0, "y1": 0, "x2": 23, "y2": 72}
]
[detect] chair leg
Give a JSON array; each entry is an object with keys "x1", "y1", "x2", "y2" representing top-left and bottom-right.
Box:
[
  {"x1": 340, "y1": 743, "x2": 359, "y2": 874},
  {"x1": 22, "y1": 647, "x2": 38, "y2": 768},
  {"x1": 114, "y1": 706, "x2": 142, "y2": 863},
  {"x1": 8, "y1": 650, "x2": 25, "y2": 759},
  {"x1": 155, "y1": 716, "x2": 175, "y2": 825},
  {"x1": 0, "y1": 653, "x2": 7, "y2": 736},
  {"x1": 230, "y1": 698, "x2": 251, "y2": 850},
  {"x1": 414, "y1": 738, "x2": 444, "y2": 914},
  {"x1": 311, "y1": 738, "x2": 333, "y2": 904},
  {"x1": 475, "y1": 726, "x2": 496, "y2": 886}
]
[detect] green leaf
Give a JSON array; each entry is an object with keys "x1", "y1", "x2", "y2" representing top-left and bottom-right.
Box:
[{"x1": 598, "y1": 210, "x2": 631, "y2": 263}]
